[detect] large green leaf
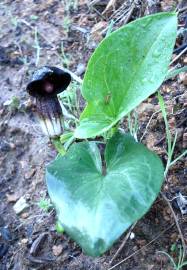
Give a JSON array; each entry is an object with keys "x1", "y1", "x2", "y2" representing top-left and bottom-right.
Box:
[
  {"x1": 46, "y1": 132, "x2": 164, "y2": 256},
  {"x1": 74, "y1": 12, "x2": 177, "y2": 138}
]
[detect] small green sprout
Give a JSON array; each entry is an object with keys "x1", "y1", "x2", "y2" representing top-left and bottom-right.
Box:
[
  {"x1": 38, "y1": 198, "x2": 52, "y2": 212},
  {"x1": 157, "y1": 245, "x2": 187, "y2": 270},
  {"x1": 51, "y1": 138, "x2": 66, "y2": 156},
  {"x1": 55, "y1": 221, "x2": 64, "y2": 234},
  {"x1": 63, "y1": 16, "x2": 71, "y2": 34},
  {"x1": 158, "y1": 92, "x2": 187, "y2": 176},
  {"x1": 60, "y1": 42, "x2": 71, "y2": 67},
  {"x1": 4, "y1": 96, "x2": 20, "y2": 111}
]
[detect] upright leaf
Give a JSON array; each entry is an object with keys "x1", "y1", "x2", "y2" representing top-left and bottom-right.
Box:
[
  {"x1": 75, "y1": 12, "x2": 177, "y2": 138},
  {"x1": 46, "y1": 132, "x2": 164, "y2": 256}
]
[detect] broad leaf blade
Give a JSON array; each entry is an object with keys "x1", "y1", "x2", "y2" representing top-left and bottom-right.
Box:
[
  {"x1": 46, "y1": 132, "x2": 164, "y2": 256},
  {"x1": 75, "y1": 12, "x2": 177, "y2": 138}
]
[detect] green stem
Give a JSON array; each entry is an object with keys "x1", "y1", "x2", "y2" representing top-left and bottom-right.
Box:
[{"x1": 51, "y1": 138, "x2": 66, "y2": 156}]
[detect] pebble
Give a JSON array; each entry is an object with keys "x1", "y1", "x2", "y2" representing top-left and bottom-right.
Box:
[
  {"x1": 87, "y1": 40, "x2": 97, "y2": 50},
  {"x1": 146, "y1": 133, "x2": 157, "y2": 149},
  {"x1": 20, "y1": 212, "x2": 29, "y2": 219},
  {"x1": 13, "y1": 196, "x2": 29, "y2": 214},
  {"x1": 155, "y1": 253, "x2": 168, "y2": 264},
  {"x1": 52, "y1": 244, "x2": 63, "y2": 256},
  {"x1": 137, "y1": 102, "x2": 155, "y2": 115},
  {"x1": 21, "y1": 238, "x2": 28, "y2": 244},
  {"x1": 168, "y1": 117, "x2": 176, "y2": 129},
  {"x1": 75, "y1": 63, "x2": 86, "y2": 76},
  {"x1": 130, "y1": 232, "x2": 135, "y2": 239},
  {"x1": 183, "y1": 57, "x2": 187, "y2": 64},
  {"x1": 137, "y1": 239, "x2": 147, "y2": 246},
  {"x1": 6, "y1": 193, "x2": 19, "y2": 203},
  {"x1": 182, "y1": 132, "x2": 187, "y2": 149},
  {"x1": 171, "y1": 232, "x2": 178, "y2": 242},
  {"x1": 179, "y1": 72, "x2": 187, "y2": 85}
]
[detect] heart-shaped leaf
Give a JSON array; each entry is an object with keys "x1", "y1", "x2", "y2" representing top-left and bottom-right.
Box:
[
  {"x1": 46, "y1": 132, "x2": 164, "y2": 256},
  {"x1": 74, "y1": 12, "x2": 177, "y2": 138}
]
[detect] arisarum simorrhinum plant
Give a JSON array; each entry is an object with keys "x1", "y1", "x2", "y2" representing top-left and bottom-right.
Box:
[{"x1": 27, "y1": 12, "x2": 177, "y2": 256}]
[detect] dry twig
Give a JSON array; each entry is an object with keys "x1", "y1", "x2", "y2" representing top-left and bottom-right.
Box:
[
  {"x1": 122, "y1": 2, "x2": 135, "y2": 25},
  {"x1": 102, "y1": 0, "x2": 117, "y2": 14},
  {"x1": 178, "y1": 6, "x2": 187, "y2": 13},
  {"x1": 140, "y1": 109, "x2": 160, "y2": 142},
  {"x1": 108, "y1": 223, "x2": 175, "y2": 270},
  {"x1": 170, "y1": 46, "x2": 187, "y2": 65},
  {"x1": 161, "y1": 192, "x2": 186, "y2": 259},
  {"x1": 109, "y1": 222, "x2": 137, "y2": 265}
]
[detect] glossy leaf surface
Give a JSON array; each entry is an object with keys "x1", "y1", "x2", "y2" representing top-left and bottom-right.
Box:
[
  {"x1": 75, "y1": 12, "x2": 177, "y2": 138},
  {"x1": 46, "y1": 132, "x2": 164, "y2": 256}
]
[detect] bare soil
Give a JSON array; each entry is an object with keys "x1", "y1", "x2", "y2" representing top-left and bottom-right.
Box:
[{"x1": 0, "y1": 0, "x2": 187, "y2": 269}]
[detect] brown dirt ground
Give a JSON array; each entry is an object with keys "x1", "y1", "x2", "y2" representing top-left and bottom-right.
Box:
[{"x1": 0, "y1": 0, "x2": 187, "y2": 269}]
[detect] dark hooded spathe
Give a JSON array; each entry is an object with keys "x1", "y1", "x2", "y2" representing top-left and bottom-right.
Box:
[
  {"x1": 27, "y1": 66, "x2": 71, "y2": 97},
  {"x1": 26, "y1": 66, "x2": 71, "y2": 138}
]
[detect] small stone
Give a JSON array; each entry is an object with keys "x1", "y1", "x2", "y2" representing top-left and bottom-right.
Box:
[
  {"x1": 75, "y1": 63, "x2": 86, "y2": 76},
  {"x1": 146, "y1": 133, "x2": 157, "y2": 149},
  {"x1": 183, "y1": 57, "x2": 187, "y2": 64},
  {"x1": 52, "y1": 244, "x2": 63, "y2": 256},
  {"x1": 182, "y1": 133, "x2": 187, "y2": 149},
  {"x1": 13, "y1": 196, "x2": 29, "y2": 214},
  {"x1": 163, "y1": 214, "x2": 170, "y2": 221},
  {"x1": 9, "y1": 143, "x2": 16, "y2": 150},
  {"x1": 155, "y1": 253, "x2": 168, "y2": 264},
  {"x1": 155, "y1": 218, "x2": 159, "y2": 224},
  {"x1": 168, "y1": 117, "x2": 176, "y2": 129},
  {"x1": 130, "y1": 232, "x2": 135, "y2": 239},
  {"x1": 19, "y1": 160, "x2": 27, "y2": 169},
  {"x1": 87, "y1": 40, "x2": 97, "y2": 50},
  {"x1": 183, "y1": 77, "x2": 187, "y2": 86},
  {"x1": 21, "y1": 238, "x2": 28, "y2": 244},
  {"x1": 171, "y1": 232, "x2": 178, "y2": 242},
  {"x1": 179, "y1": 72, "x2": 187, "y2": 85},
  {"x1": 137, "y1": 239, "x2": 147, "y2": 246},
  {"x1": 20, "y1": 212, "x2": 29, "y2": 219},
  {"x1": 137, "y1": 102, "x2": 155, "y2": 115},
  {"x1": 6, "y1": 193, "x2": 19, "y2": 203}
]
